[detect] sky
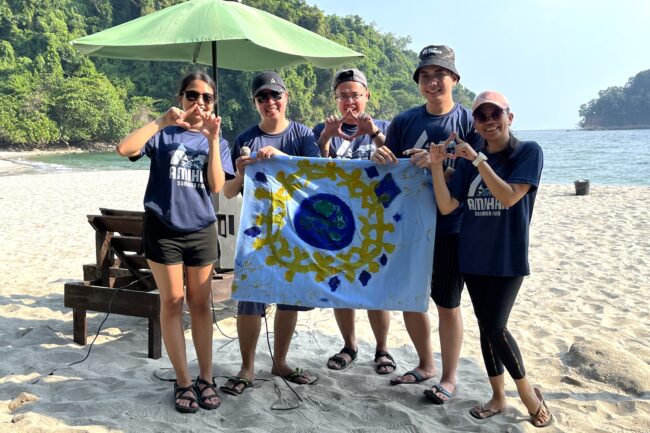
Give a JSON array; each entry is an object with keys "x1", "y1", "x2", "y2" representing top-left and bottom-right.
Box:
[{"x1": 305, "y1": 0, "x2": 650, "y2": 131}]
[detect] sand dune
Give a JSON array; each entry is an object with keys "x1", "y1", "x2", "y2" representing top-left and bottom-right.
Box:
[{"x1": 0, "y1": 165, "x2": 648, "y2": 432}]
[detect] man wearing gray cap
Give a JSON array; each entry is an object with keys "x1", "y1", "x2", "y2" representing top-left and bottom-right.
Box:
[
  {"x1": 313, "y1": 68, "x2": 395, "y2": 375},
  {"x1": 221, "y1": 71, "x2": 321, "y2": 395},
  {"x1": 371, "y1": 45, "x2": 480, "y2": 405}
]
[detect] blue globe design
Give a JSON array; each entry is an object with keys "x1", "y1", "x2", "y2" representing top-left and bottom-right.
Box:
[{"x1": 294, "y1": 193, "x2": 355, "y2": 251}]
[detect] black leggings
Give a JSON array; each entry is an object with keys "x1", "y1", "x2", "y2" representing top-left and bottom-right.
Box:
[{"x1": 464, "y1": 274, "x2": 526, "y2": 379}]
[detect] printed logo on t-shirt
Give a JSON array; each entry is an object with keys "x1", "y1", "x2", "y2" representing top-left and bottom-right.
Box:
[
  {"x1": 169, "y1": 144, "x2": 206, "y2": 188},
  {"x1": 466, "y1": 174, "x2": 505, "y2": 216}
]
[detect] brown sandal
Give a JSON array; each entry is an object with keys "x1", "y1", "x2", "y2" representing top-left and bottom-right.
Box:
[
  {"x1": 529, "y1": 388, "x2": 553, "y2": 428},
  {"x1": 469, "y1": 403, "x2": 504, "y2": 419}
]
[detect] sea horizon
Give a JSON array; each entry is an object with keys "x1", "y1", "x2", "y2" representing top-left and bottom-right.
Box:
[{"x1": 2, "y1": 128, "x2": 649, "y2": 186}]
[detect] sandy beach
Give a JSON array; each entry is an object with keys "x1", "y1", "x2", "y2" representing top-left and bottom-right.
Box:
[{"x1": 0, "y1": 159, "x2": 648, "y2": 432}]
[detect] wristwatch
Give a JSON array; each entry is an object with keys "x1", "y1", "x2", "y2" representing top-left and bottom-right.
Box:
[
  {"x1": 472, "y1": 152, "x2": 488, "y2": 167},
  {"x1": 369, "y1": 129, "x2": 381, "y2": 140}
]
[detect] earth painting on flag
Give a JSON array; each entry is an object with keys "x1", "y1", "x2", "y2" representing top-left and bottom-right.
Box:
[{"x1": 233, "y1": 157, "x2": 436, "y2": 312}]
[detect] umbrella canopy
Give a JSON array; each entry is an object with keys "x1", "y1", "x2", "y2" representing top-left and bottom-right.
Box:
[{"x1": 70, "y1": 0, "x2": 362, "y2": 72}]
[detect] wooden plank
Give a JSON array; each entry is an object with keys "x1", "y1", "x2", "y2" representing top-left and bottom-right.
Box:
[
  {"x1": 123, "y1": 254, "x2": 149, "y2": 270},
  {"x1": 72, "y1": 309, "x2": 87, "y2": 345},
  {"x1": 64, "y1": 282, "x2": 159, "y2": 317},
  {"x1": 89, "y1": 215, "x2": 143, "y2": 237},
  {"x1": 100, "y1": 208, "x2": 145, "y2": 218},
  {"x1": 94, "y1": 227, "x2": 111, "y2": 285},
  {"x1": 111, "y1": 236, "x2": 143, "y2": 253},
  {"x1": 83, "y1": 264, "x2": 142, "y2": 283},
  {"x1": 148, "y1": 317, "x2": 161, "y2": 359}
]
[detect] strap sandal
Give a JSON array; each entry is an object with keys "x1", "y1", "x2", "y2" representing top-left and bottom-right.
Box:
[
  {"x1": 327, "y1": 347, "x2": 358, "y2": 370},
  {"x1": 173, "y1": 382, "x2": 199, "y2": 413},
  {"x1": 374, "y1": 350, "x2": 396, "y2": 375},
  {"x1": 193, "y1": 377, "x2": 221, "y2": 410}
]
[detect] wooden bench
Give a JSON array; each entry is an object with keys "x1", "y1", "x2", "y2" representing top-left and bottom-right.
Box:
[{"x1": 64, "y1": 208, "x2": 234, "y2": 359}]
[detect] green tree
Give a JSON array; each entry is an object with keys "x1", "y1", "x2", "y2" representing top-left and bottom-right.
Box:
[{"x1": 579, "y1": 69, "x2": 650, "y2": 129}]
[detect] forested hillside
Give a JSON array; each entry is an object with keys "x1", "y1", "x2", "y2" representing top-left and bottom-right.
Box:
[
  {"x1": 0, "y1": 0, "x2": 475, "y2": 148},
  {"x1": 579, "y1": 69, "x2": 650, "y2": 129}
]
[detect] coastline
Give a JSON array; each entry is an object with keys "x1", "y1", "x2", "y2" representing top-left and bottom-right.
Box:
[{"x1": 0, "y1": 170, "x2": 648, "y2": 432}]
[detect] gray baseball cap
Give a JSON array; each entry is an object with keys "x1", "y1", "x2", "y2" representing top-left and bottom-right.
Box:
[
  {"x1": 332, "y1": 68, "x2": 368, "y2": 90},
  {"x1": 413, "y1": 45, "x2": 460, "y2": 83}
]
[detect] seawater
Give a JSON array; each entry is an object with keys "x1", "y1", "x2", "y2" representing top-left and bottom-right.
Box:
[
  {"x1": 16, "y1": 129, "x2": 650, "y2": 186},
  {"x1": 517, "y1": 129, "x2": 649, "y2": 186}
]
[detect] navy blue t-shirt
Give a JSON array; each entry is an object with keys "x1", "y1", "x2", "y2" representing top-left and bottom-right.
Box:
[
  {"x1": 231, "y1": 121, "x2": 320, "y2": 162},
  {"x1": 448, "y1": 140, "x2": 543, "y2": 276},
  {"x1": 134, "y1": 126, "x2": 234, "y2": 232},
  {"x1": 384, "y1": 103, "x2": 480, "y2": 235},
  {"x1": 312, "y1": 119, "x2": 390, "y2": 159}
]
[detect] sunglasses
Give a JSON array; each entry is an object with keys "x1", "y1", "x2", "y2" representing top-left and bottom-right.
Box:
[
  {"x1": 183, "y1": 90, "x2": 215, "y2": 104},
  {"x1": 474, "y1": 108, "x2": 507, "y2": 123},
  {"x1": 255, "y1": 91, "x2": 283, "y2": 103}
]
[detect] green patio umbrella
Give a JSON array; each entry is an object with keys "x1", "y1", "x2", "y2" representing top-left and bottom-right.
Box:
[{"x1": 70, "y1": 0, "x2": 362, "y2": 77}]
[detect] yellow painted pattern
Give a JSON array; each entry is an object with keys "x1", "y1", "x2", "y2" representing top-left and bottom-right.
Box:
[{"x1": 251, "y1": 160, "x2": 395, "y2": 283}]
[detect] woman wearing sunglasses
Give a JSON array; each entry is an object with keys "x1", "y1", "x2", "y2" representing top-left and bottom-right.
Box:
[
  {"x1": 428, "y1": 91, "x2": 552, "y2": 427},
  {"x1": 116, "y1": 71, "x2": 234, "y2": 413}
]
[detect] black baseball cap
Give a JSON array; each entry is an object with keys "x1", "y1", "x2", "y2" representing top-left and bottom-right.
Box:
[
  {"x1": 413, "y1": 45, "x2": 460, "y2": 83},
  {"x1": 251, "y1": 71, "x2": 286, "y2": 97},
  {"x1": 332, "y1": 68, "x2": 368, "y2": 90}
]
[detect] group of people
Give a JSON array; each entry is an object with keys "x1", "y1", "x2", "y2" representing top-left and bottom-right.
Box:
[{"x1": 116, "y1": 43, "x2": 552, "y2": 428}]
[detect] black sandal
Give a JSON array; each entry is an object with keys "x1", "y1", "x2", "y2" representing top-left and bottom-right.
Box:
[
  {"x1": 374, "y1": 350, "x2": 396, "y2": 375},
  {"x1": 193, "y1": 377, "x2": 221, "y2": 410},
  {"x1": 327, "y1": 347, "x2": 358, "y2": 370},
  {"x1": 173, "y1": 382, "x2": 199, "y2": 413}
]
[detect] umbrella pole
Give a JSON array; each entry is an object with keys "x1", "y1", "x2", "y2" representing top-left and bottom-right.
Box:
[{"x1": 212, "y1": 41, "x2": 219, "y2": 116}]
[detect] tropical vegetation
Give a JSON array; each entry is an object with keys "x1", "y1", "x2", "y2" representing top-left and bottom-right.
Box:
[
  {"x1": 0, "y1": 0, "x2": 475, "y2": 149},
  {"x1": 579, "y1": 69, "x2": 650, "y2": 129}
]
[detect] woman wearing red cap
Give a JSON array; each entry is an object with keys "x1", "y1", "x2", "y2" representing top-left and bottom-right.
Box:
[{"x1": 428, "y1": 91, "x2": 553, "y2": 427}]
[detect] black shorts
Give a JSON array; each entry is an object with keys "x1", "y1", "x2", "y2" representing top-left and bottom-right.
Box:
[
  {"x1": 430, "y1": 233, "x2": 464, "y2": 308},
  {"x1": 143, "y1": 211, "x2": 218, "y2": 267}
]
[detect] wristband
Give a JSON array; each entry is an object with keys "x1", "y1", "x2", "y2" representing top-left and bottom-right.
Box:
[
  {"x1": 369, "y1": 129, "x2": 381, "y2": 140},
  {"x1": 472, "y1": 152, "x2": 488, "y2": 167}
]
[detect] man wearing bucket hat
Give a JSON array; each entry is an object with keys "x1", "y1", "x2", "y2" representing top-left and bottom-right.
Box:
[
  {"x1": 313, "y1": 68, "x2": 394, "y2": 374},
  {"x1": 371, "y1": 45, "x2": 480, "y2": 405}
]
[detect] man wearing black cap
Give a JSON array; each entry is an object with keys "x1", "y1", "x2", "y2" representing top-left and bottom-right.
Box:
[
  {"x1": 312, "y1": 68, "x2": 395, "y2": 375},
  {"x1": 221, "y1": 71, "x2": 321, "y2": 394},
  {"x1": 371, "y1": 45, "x2": 480, "y2": 404}
]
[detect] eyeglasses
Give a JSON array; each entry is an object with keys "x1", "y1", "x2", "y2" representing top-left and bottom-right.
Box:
[
  {"x1": 255, "y1": 91, "x2": 283, "y2": 103},
  {"x1": 335, "y1": 93, "x2": 364, "y2": 102},
  {"x1": 418, "y1": 71, "x2": 451, "y2": 84},
  {"x1": 183, "y1": 90, "x2": 215, "y2": 104},
  {"x1": 474, "y1": 108, "x2": 508, "y2": 123}
]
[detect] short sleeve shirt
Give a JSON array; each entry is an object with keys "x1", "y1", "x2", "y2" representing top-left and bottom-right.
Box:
[
  {"x1": 384, "y1": 103, "x2": 480, "y2": 234},
  {"x1": 134, "y1": 126, "x2": 234, "y2": 232},
  {"x1": 312, "y1": 119, "x2": 391, "y2": 160},
  {"x1": 448, "y1": 140, "x2": 543, "y2": 276},
  {"x1": 231, "y1": 121, "x2": 320, "y2": 162}
]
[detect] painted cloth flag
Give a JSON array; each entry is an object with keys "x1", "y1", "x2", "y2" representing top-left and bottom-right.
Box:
[{"x1": 232, "y1": 157, "x2": 436, "y2": 312}]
